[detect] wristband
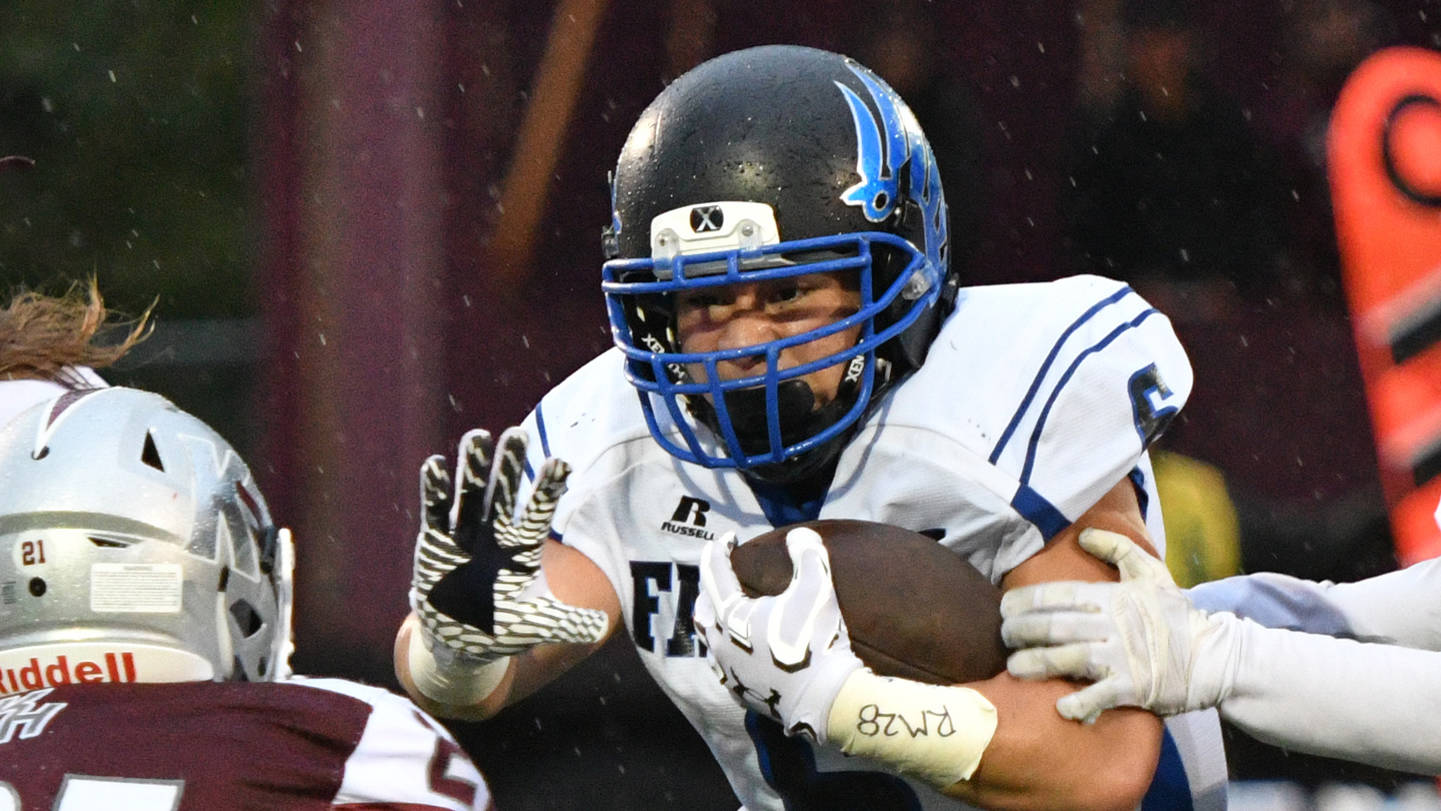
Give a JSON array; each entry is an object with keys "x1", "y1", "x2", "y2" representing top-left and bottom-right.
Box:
[
  {"x1": 407, "y1": 628, "x2": 510, "y2": 706},
  {"x1": 827, "y1": 670, "x2": 998, "y2": 787}
]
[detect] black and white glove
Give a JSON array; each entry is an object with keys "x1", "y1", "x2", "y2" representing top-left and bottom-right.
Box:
[{"x1": 410, "y1": 426, "x2": 607, "y2": 664}]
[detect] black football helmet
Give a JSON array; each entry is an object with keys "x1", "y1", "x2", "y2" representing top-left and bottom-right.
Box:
[{"x1": 602, "y1": 45, "x2": 958, "y2": 482}]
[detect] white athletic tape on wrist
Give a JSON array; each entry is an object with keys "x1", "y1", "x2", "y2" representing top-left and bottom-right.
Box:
[
  {"x1": 827, "y1": 670, "x2": 998, "y2": 787},
  {"x1": 407, "y1": 628, "x2": 510, "y2": 706}
]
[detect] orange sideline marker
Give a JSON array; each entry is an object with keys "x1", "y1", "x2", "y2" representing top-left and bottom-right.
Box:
[{"x1": 1329, "y1": 46, "x2": 1441, "y2": 564}]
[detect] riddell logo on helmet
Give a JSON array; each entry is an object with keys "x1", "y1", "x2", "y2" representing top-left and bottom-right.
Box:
[{"x1": 0, "y1": 652, "x2": 137, "y2": 695}]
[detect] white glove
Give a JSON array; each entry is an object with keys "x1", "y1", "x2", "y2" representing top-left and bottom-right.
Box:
[
  {"x1": 999, "y1": 528, "x2": 1239, "y2": 723},
  {"x1": 410, "y1": 426, "x2": 607, "y2": 663},
  {"x1": 693, "y1": 526, "x2": 864, "y2": 743}
]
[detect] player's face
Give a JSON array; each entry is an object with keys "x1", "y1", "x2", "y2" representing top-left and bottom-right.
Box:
[{"x1": 674, "y1": 272, "x2": 862, "y2": 406}]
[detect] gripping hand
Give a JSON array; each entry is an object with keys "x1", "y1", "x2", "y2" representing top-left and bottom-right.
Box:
[
  {"x1": 693, "y1": 526, "x2": 864, "y2": 743},
  {"x1": 410, "y1": 427, "x2": 607, "y2": 663},
  {"x1": 999, "y1": 528, "x2": 1237, "y2": 723}
]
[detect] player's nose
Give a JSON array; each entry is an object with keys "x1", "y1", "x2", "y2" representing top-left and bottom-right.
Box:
[{"x1": 713, "y1": 310, "x2": 777, "y2": 369}]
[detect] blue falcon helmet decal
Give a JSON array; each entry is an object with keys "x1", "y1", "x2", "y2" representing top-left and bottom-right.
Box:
[{"x1": 602, "y1": 45, "x2": 959, "y2": 483}]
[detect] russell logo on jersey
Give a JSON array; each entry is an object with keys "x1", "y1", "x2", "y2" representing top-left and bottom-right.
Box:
[{"x1": 660, "y1": 496, "x2": 717, "y2": 541}]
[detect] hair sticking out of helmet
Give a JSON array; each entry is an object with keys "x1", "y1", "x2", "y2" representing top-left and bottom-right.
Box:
[
  {"x1": 0, "y1": 387, "x2": 293, "y2": 694},
  {"x1": 601, "y1": 45, "x2": 958, "y2": 482},
  {"x1": 0, "y1": 279, "x2": 153, "y2": 387}
]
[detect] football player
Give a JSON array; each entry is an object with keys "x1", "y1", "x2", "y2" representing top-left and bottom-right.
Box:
[
  {"x1": 396, "y1": 45, "x2": 1227, "y2": 809},
  {"x1": 999, "y1": 523, "x2": 1441, "y2": 775},
  {"x1": 0, "y1": 387, "x2": 492, "y2": 810}
]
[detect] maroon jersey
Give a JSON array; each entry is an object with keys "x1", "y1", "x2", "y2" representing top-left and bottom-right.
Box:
[{"x1": 0, "y1": 677, "x2": 491, "y2": 810}]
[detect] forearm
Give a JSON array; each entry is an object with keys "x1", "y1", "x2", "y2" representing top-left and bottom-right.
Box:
[
  {"x1": 394, "y1": 613, "x2": 513, "y2": 720},
  {"x1": 941, "y1": 673, "x2": 1161, "y2": 811},
  {"x1": 394, "y1": 612, "x2": 600, "y2": 720},
  {"x1": 824, "y1": 667, "x2": 1160, "y2": 811},
  {"x1": 952, "y1": 482, "x2": 1160, "y2": 808},
  {"x1": 1220, "y1": 615, "x2": 1441, "y2": 774}
]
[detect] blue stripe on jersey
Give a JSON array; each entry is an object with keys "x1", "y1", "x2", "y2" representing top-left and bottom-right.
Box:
[
  {"x1": 1128, "y1": 465, "x2": 1149, "y2": 521},
  {"x1": 1010, "y1": 483, "x2": 1070, "y2": 540},
  {"x1": 534, "y1": 400, "x2": 552, "y2": 458},
  {"x1": 988, "y1": 286, "x2": 1135, "y2": 465},
  {"x1": 1142, "y1": 729, "x2": 1194, "y2": 811},
  {"x1": 1018, "y1": 308, "x2": 1161, "y2": 485},
  {"x1": 745, "y1": 710, "x2": 922, "y2": 810}
]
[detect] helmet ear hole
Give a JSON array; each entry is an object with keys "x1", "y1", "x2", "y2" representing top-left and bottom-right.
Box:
[
  {"x1": 229, "y1": 599, "x2": 262, "y2": 638},
  {"x1": 141, "y1": 431, "x2": 164, "y2": 471}
]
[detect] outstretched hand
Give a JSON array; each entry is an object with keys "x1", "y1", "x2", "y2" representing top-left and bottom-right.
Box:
[
  {"x1": 410, "y1": 427, "x2": 607, "y2": 663},
  {"x1": 693, "y1": 526, "x2": 864, "y2": 743},
  {"x1": 999, "y1": 528, "x2": 1234, "y2": 723}
]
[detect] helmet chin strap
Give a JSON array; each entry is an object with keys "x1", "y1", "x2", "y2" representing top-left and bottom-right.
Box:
[
  {"x1": 710, "y1": 353, "x2": 877, "y2": 485},
  {"x1": 723, "y1": 379, "x2": 817, "y2": 456}
]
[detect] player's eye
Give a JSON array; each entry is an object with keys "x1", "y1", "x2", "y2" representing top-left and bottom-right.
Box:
[
  {"x1": 677, "y1": 291, "x2": 725, "y2": 311},
  {"x1": 768, "y1": 284, "x2": 804, "y2": 305}
]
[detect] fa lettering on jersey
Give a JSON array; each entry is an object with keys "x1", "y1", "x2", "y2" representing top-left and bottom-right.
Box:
[
  {"x1": 631, "y1": 496, "x2": 724, "y2": 659},
  {"x1": 630, "y1": 559, "x2": 701, "y2": 658}
]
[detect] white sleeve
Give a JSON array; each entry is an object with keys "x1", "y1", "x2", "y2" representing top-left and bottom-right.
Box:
[
  {"x1": 1188, "y1": 573, "x2": 1355, "y2": 636},
  {"x1": 304, "y1": 678, "x2": 493, "y2": 810},
  {"x1": 1220, "y1": 615, "x2": 1441, "y2": 774},
  {"x1": 1190, "y1": 558, "x2": 1441, "y2": 651},
  {"x1": 1321, "y1": 558, "x2": 1441, "y2": 650}
]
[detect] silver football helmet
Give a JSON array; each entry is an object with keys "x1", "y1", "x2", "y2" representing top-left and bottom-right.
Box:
[{"x1": 0, "y1": 387, "x2": 293, "y2": 692}]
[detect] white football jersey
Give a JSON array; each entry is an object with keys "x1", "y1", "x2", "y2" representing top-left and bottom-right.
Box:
[
  {"x1": 0, "y1": 367, "x2": 108, "y2": 427},
  {"x1": 521, "y1": 275, "x2": 1226, "y2": 810},
  {"x1": 301, "y1": 677, "x2": 492, "y2": 810}
]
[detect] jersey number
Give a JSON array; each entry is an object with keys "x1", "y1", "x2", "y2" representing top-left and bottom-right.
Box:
[
  {"x1": 1129, "y1": 364, "x2": 1178, "y2": 446},
  {"x1": 1, "y1": 776, "x2": 183, "y2": 810}
]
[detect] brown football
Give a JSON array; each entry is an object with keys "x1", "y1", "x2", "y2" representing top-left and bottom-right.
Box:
[{"x1": 727, "y1": 519, "x2": 1007, "y2": 685}]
